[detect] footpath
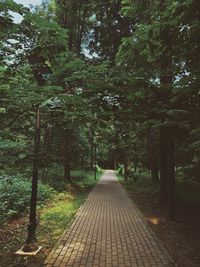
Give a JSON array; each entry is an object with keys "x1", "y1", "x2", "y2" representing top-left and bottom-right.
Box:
[{"x1": 45, "y1": 170, "x2": 173, "y2": 267}]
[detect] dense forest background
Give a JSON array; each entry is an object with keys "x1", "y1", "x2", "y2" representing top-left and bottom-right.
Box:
[{"x1": 1, "y1": 0, "x2": 200, "y2": 233}]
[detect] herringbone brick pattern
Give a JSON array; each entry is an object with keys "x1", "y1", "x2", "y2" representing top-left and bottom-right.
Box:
[{"x1": 45, "y1": 170, "x2": 173, "y2": 267}]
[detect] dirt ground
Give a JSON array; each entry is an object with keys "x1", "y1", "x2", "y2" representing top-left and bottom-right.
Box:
[{"x1": 126, "y1": 188, "x2": 200, "y2": 267}]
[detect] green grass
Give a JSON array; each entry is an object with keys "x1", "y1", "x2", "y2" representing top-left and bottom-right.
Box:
[
  {"x1": 38, "y1": 169, "x2": 103, "y2": 247},
  {"x1": 36, "y1": 170, "x2": 103, "y2": 264},
  {"x1": 38, "y1": 192, "x2": 86, "y2": 246},
  {"x1": 0, "y1": 169, "x2": 103, "y2": 267},
  {"x1": 0, "y1": 191, "x2": 89, "y2": 267}
]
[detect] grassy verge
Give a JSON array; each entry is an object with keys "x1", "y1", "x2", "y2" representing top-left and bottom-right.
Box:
[{"x1": 0, "y1": 170, "x2": 103, "y2": 267}]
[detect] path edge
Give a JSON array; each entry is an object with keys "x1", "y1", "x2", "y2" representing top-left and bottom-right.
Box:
[
  {"x1": 118, "y1": 173, "x2": 175, "y2": 266},
  {"x1": 44, "y1": 172, "x2": 104, "y2": 266}
]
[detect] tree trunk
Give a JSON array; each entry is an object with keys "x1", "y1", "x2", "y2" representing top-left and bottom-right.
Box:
[
  {"x1": 159, "y1": 0, "x2": 175, "y2": 215},
  {"x1": 160, "y1": 127, "x2": 169, "y2": 209},
  {"x1": 64, "y1": 129, "x2": 71, "y2": 181},
  {"x1": 166, "y1": 134, "x2": 175, "y2": 220},
  {"x1": 124, "y1": 162, "x2": 128, "y2": 181},
  {"x1": 90, "y1": 131, "x2": 94, "y2": 169},
  {"x1": 94, "y1": 144, "x2": 97, "y2": 180},
  {"x1": 148, "y1": 129, "x2": 159, "y2": 184},
  {"x1": 160, "y1": 127, "x2": 176, "y2": 220},
  {"x1": 114, "y1": 161, "x2": 117, "y2": 171},
  {"x1": 134, "y1": 155, "x2": 138, "y2": 172},
  {"x1": 151, "y1": 153, "x2": 159, "y2": 184}
]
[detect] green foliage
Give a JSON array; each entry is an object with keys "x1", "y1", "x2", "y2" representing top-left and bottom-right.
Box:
[
  {"x1": 0, "y1": 174, "x2": 54, "y2": 224},
  {"x1": 21, "y1": 12, "x2": 68, "y2": 60},
  {"x1": 40, "y1": 195, "x2": 81, "y2": 228},
  {"x1": 0, "y1": 135, "x2": 29, "y2": 169},
  {"x1": 117, "y1": 171, "x2": 159, "y2": 196},
  {"x1": 72, "y1": 169, "x2": 103, "y2": 187},
  {"x1": 0, "y1": 0, "x2": 200, "y2": 227},
  {"x1": 0, "y1": 184, "x2": 91, "y2": 267},
  {"x1": 0, "y1": 0, "x2": 28, "y2": 39}
]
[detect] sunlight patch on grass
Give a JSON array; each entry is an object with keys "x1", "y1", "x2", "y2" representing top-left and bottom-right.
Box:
[{"x1": 37, "y1": 192, "x2": 86, "y2": 247}]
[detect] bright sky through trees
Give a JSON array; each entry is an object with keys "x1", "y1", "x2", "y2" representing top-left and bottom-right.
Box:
[
  {"x1": 15, "y1": 0, "x2": 42, "y2": 7},
  {"x1": 11, "y1": 0, "x2": 42, "y2": 23}
]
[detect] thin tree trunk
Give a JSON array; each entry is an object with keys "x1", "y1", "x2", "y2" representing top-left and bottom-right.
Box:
[
  {"x1": 94, "y1": 143, "x2": 97, "y2": 180},
  {"x1": 166, "y1": 134, "x2": 175, "y2": 220},
  {"x1": 114, "y1": 161, "x2": 117, "y2": 171},
  {"x1": 90, "y1": 131, "x2": 94, "y2": 169},
  {"x1": 134, "y1": 155, "x2": 138, "y2": 172},
  {"x1": 124, "y1": 162, "x2": 128, "y2": 181},
  {"x1": 64, "y1": 129, "x2": 71, "y2": 181}
]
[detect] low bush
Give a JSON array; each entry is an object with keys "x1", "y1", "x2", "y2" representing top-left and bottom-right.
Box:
[{"x1": 0, "y1": 174, "x2": 54, "y2": 224}]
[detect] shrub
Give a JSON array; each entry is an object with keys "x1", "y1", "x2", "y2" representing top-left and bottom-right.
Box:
[{"x1": 0, "y1": 174, "x2": 54, "y2": 224}]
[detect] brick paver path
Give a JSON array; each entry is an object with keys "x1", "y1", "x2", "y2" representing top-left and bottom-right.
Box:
[{"x1": 45, "y1": 170, "x2": 173, "y2": 267}]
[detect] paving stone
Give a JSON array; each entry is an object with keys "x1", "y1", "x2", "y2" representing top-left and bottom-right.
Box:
[{"x1": 45, "y1": 170, "x2": 173, "y2": 267}]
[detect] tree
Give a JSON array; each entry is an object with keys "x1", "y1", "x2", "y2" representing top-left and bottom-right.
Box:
[
  {"x1": 51, "y1": 0, "x2": 93, "y2": 55},
  {"x1": 115, "y1": 0, "x2": 200, "y2": 220},
  {"x1": 88, "y1": 0, "x2": 132, "y2": 61}
]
